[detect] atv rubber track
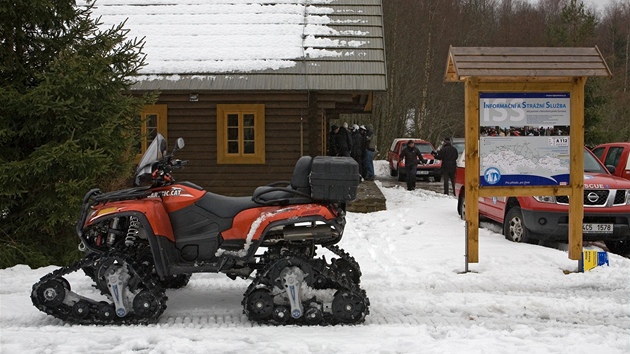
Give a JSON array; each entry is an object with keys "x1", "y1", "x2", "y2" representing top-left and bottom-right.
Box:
[
  {"x1": 31, "y1": 252, "x2": 167, "y2": 325},
  {"x1": 242, "y1": 249, "x2": 370, "y2": 326}
]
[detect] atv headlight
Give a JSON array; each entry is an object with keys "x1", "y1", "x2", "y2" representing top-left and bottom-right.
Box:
[{"x1": 533, "y1": 196, "x2": 556, "y2": 204}]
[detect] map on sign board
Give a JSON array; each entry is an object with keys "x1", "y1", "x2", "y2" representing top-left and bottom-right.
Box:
[
  {"x1": 479, "y1": 92, "x2": 571, "y2": 187},
  {"x1": 480, "y1": 137, "x2": 570, "y2": 186}
]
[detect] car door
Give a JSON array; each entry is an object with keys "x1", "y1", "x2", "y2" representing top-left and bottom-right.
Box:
[
  {"x1": 621, "y1": 148, "x2": 630, "y2": 180},
  {"x1": 479, "y1": 195, "x2": 506, "y2": 222},
  {"x1": 606, "y1": 146, "x2": 630, "y2": 180},
  {"x1": 599, "y1": 146, "x2": 624, "y2": 176},
  {"x1": 591, "y1": 146, "x2": 607, "y2": 163},
  {"x1": 456, "y1": 149, "x2": 503, "y2": 222},
  {"x1": 388, "y1": 140, "x2": 400, "y2": 171},
  {"x1": 604, "y1": 146, "x2": 623, "y2": 172}
]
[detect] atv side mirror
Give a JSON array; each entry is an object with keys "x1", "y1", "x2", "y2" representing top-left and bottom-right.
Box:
[
  {"x1": 159, "y1": 138, "x2": 167, "y2": 156},
  {"x1": 172, "y1": 137, "x2": 185, "y2": 154}
]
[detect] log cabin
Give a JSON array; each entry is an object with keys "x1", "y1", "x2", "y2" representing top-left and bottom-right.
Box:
[{"x1": 92, "y1": 0, "x2": 387, "y2": 195}]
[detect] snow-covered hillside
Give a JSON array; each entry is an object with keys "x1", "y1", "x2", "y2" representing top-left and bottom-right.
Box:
[{"x1": 1, "y1": 161, "x2": 629, "y2": 354}]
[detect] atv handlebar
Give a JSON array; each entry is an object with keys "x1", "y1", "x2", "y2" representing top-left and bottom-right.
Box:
[
  {"x1": 170, "y1": 159, "x2": 188, "y2": 170},
  {"x1": 149, "y1": 158, "x2": 185, "y2": 187},
  {"x1": 134, "y1": 138, "x2": 187, "y2": 188}
]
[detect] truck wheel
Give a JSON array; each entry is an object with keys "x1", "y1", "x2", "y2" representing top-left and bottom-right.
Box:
[
  {"x1": 457, "y1": 192, "x2": 465, "y2": 220},
  {"x1": 503, "y1": 206, "x2": 535, "y2": 244},
  {"x1": 604, "y1": 239, "x2": 630, "y2": 255},
  {"x1": 434, "y1": 175, "x2": 441, "y2": 182}
]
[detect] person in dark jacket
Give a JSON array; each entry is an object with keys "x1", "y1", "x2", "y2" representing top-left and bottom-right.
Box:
[
  {"x1": 362, "y1": 125, "x2": 376, "y2": 181},
  {"x1": 350, "y1": 124, "x2": 364, "y2": 176},
  {"x1": 432, "y1": 137, "x2": 459, "y2": 196},
  {"x1": 333, "y1": 124, "x2": 352, "y2": 157},
  {"x1": 327, "y1": 125, "x2": 339, "y2": 156},
  {"x1": 399, "y1": 140, "x2": 425, "y2": 191}
]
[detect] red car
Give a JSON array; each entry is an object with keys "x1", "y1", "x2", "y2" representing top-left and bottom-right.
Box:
[
  {"x1": 388, "y1": 138, "x2": 442, "y2": 182},
  {"x1": 591, "y1": 142, "x2": 630, "y2": 181},
  {"x1": 455, "y1": 147, "x2": 630, "y2": 255}
]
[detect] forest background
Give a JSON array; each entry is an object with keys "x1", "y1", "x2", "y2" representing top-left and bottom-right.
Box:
[{"x1": 356, "y1": 0, "x2": 630, "y2": 157}]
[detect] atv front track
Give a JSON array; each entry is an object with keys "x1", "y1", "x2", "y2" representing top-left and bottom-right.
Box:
[{"x1": 31, "y1": 251, "x2": 167, "y2": 325}]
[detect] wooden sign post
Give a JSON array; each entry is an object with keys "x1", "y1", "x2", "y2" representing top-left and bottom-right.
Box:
[{"x1": 444, "y1": 47, "x2": 611, "y2": 264}]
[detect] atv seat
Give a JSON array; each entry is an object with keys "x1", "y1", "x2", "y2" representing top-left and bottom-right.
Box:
[
  {"x1": 195, "y1": 192, "x2": 261, "y2": 219},
  {"x1": 252, "y1": 156, "x2": 314, "y2": 205}
]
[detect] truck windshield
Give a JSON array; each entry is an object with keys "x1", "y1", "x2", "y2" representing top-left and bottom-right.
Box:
[
  {"x1": 453, "y1": 142, "x2": 464, "y2": 154},
  {"x1": 417, "y1": 143, "x2": 434, "y2": 153},
  {"x1": 584, "y1": 148, "x2": 608, "y2": 174}
]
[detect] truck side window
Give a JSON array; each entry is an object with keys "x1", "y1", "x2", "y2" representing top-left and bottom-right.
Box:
[
  {"x1": 605, "y1": 147, "x2": 623, "y2": 167},
  {"x1": 592, "y1": 147, "x2": 605, "y2": 161}
]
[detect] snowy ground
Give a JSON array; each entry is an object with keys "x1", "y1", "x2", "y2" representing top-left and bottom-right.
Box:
[{"x1": 1, "y1": 161, "x2": 629, "y2": 354}]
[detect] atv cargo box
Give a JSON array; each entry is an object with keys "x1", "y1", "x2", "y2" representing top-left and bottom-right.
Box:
[{"x1": 310, "y1": 156, "x2": 360, "y2": 202}]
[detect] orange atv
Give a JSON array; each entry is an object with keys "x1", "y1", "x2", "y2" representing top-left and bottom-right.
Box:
[{"x1": 31, "y1": 134, "x2": 368, "y2": 325}]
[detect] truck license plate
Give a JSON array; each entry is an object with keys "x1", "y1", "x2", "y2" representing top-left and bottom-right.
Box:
[
  {"x1": 582, "y1": 223, "x2": 613, "y2": 233},
  {"x1": 417, "y1": 171, "x2": 429, "y2": 175}
]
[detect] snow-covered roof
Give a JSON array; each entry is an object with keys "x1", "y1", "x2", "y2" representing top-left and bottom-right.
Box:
[{"x1": 89, "y1": 0, "x2": 386, "y2": 91}]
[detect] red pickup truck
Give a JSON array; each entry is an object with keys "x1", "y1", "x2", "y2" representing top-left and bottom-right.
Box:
[
  {"x1": 592, "y1": 142, "x2": 630, "y2": 181},
  {"x1": 455, "y1": 147, "x2": 630, "y2": 255},
  {"x1": 388, "y1": 138, "x2": 442, "y2": 182}
]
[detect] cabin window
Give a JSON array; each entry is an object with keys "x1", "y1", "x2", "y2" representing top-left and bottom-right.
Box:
[
  {"x1": 137, "y1": 104, "x2": 168, "y2": 159},
  {"x1": 217, "y1": 104, "x2": 265, "y2": 164}
]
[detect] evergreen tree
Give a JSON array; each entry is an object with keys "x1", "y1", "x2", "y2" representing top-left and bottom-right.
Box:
[
  {"x1": 546, "y1": 0, "x2": 598, "y2": 46},
  {"x1": 545, "y1": 0, "x2": 606, "y2": 146},
  {"x1": 0, "y1": 0, "x2": 152, "y2": 268}
]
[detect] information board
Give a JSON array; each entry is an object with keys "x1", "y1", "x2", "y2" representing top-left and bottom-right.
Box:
[{"x1": 479, "y1": 92, "x2": 571, "y2": 186}]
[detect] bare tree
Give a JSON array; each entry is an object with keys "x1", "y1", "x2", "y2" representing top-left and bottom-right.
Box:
[
  {"x1": 371, "y1": 0, "x2": 629, "y2": 152},
  {"x1": 593, "y1": 0, "x2": 630, "y2": 141}
]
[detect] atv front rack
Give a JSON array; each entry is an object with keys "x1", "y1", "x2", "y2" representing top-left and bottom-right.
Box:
[{"x1": 75, "y1": 187, "x2": 152, "y2": 238}]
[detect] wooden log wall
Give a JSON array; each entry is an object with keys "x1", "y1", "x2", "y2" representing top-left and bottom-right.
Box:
[{"x1": 155, "y1": 91, "x2": 333, "y2": 196}]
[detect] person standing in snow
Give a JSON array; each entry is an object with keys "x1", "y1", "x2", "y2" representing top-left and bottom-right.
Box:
[
  {"x1": 362, "y1": 125, "x2": 376, "y2": 181},
  {"x1": 327, "y1": 125, "x2": 339, "y2": 156},
  {"x1": 399, "y1": 140, "x2": 425, "y2": 191},
  {"x1": 334, "y1": 123, "x2": 352, "y2": 157},
  {"x1": 350, "y1": 124, "x2": 364, "y2": 176},
  {"x1": 432, "y1": 137, "x2": 458, "y2": 196}
]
